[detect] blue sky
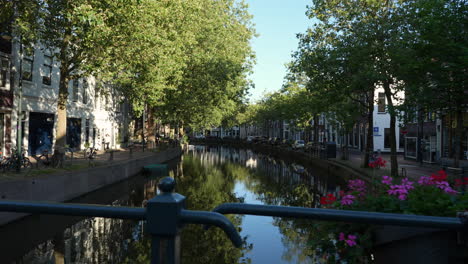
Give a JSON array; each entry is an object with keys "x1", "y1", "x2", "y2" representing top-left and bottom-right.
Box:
[{"x1": 246, "y1": 0, "x2": 311, "y2": 102}]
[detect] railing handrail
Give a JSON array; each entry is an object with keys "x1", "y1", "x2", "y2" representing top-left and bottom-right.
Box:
[
  {"x1": 180, "y1": 210, "x2": 242, "y2": 247},
  {"x1": 1, "y1": 177, "x2": 466, "y2": 264},
  {"x1": 0, "y1": 200, "x2": 146, "y2": 220},
  {"x1": 212, "y1": 203, "x2": 466, "y2": 230}
]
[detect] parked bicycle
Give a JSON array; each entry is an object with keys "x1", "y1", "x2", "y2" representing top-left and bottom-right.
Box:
[
  {"x1": 1, "y1": 148, "x2": 32, "y2": 172},
  {"x1": 0, "y1": 151, "x2": 7, "y2": 172},
  {"x1": 85, "y1": 147, "x2": 98, "y2": 160},
  {"x1": 31, "y1": 150, "x2": 53, "y2": 169}
]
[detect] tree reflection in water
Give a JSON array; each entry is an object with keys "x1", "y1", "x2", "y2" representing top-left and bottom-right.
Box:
[
  {"x1": 10, "y1": 146, "x2": 345, "y2": 264},
  {"x1": 123, "y1": 154, "x2": 251, "y2": 264}
]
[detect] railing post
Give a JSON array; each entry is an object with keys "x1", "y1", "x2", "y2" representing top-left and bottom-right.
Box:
[{"x1": 146, "y1": 177, "x2": 185, "y2": 264}]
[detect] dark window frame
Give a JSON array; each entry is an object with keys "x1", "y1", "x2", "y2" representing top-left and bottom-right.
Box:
[
  {"x1": 42, "y1": 54, "x2": 53, "y2": 85},
  {"x1": 72, "y1": 79, "x2": 79, "y2": 102},
  {"x1": 384, "y1": 128, "x2": 391, "y2": 148},
  {"x1": 0, "y1": 57, "x2": 9, "y2": 89},
  {"x1": 378, "y1": 93, "x2": 386, "y2": 113},
  {"x1": 82, "y1": 78, "x2": 88, "y2": 104},
  {"x1": 22, "y1": 45, "x2": 34, "y2": 82}
]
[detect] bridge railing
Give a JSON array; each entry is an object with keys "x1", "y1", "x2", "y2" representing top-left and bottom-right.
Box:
[{"x1": 0, "y1": 176, "x2": 466, "y2": 264}]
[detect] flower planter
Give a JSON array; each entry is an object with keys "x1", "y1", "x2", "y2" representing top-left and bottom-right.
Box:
[{"x1": 372, "y1": 226, "x2": 468, "y2": 264}]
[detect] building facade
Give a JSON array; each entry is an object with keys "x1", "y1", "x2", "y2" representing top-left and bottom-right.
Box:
[{"x1": 0, "y1": 37, "x2": 129, "y2": 157}]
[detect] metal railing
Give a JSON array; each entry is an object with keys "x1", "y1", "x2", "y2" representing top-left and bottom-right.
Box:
[{"x1": 0, "y1": 176, "x2": 466, "y2": 264}]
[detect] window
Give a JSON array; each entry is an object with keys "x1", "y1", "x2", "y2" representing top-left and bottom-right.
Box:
[
  {"x1": 378, "y1": 93, "x2": 386, "y2": 113},
  {"x1": 85, "y1": 119, "x2": 90, "y2": 144},
  {"x1": 42, "y1": 55, "x2": 52, "y2": 85},
  {"x1": 72, "y1": 79, "x2": 79, "y2": 102},
  {"x1": 0, "y1": 58, "x2": 8, "y2": 88},
  {"x1": 22, "y1": 46, "x2": 34, "y2": 81},
  {"x1": 82, "y1": 79, "x2": 88, "y2": 104},
  {"x1": 384, "y1": 128, "x2": 391, "y2": 148}
]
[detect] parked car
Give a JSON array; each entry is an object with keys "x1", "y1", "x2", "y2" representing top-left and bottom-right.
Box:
[
  {"x1": 194, "y1": 134, "x2": 205, "y2": 139},
  {"x1": 246, "y1": 136, "x2": 255, "y2": 142},
  {"x1": 292, "y1": 140, "x2": 305, "y2": 149}
]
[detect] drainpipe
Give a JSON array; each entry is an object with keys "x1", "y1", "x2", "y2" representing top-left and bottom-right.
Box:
[{"x1": 16, "y1": 39, "x2": 23, "y2": 172}]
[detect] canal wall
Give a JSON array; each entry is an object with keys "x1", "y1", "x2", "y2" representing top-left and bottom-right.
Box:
[{"x1": 0, "y1": 147, "x2": 182, "y2": 225}]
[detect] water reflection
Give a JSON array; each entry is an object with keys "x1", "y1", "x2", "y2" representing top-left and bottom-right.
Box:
[{"x1": 6, "y1": 145, "x2": 346, "y2": 263}]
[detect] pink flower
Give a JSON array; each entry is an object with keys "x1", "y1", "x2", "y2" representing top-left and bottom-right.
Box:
[
  {"x1": 434, "y1": 181, "x2": 458, "y2": 195},
  {"x1": 346, "y1": 234, "x2": 357, "y2": 247},
  {"x1": 382, "y1": 176, "x2": 393, "y2": 185},
  {"x1": 401, "y1": 178, "x2": 414, "y2": 190},
  {"x1": 388, "y1": 178, "x2": 414, "y2": 200},
  {"x1": 338, "y1": 233, "x2": 358, "y2": 247},
  {"x1": 418, "y1": 176, "x2": 433, "y2": 185},
  {"x1": 341, "y1": 195, "x2": 355, "y2": 205},
  {"x1": 418, "y1": 174, "x2": 458, "y2": 195},
  {"x1": 339, "y1": 232, "x2": 345, "y2": 241},
  {"x1": 348, "y1": 179, "x2": 367, "y2": 194}
]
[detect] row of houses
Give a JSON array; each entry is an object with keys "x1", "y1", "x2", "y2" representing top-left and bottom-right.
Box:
[
  {"x1": 206, "y1": 86, "x2": 467, "y2": 166},
  {"x1": 0, "y1": 36, "x2": 132, "y2": 156}
]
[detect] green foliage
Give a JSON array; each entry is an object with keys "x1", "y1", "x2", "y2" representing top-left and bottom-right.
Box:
[{"x1": 4, "y1": 0, "x2": 255, "y2": 135}]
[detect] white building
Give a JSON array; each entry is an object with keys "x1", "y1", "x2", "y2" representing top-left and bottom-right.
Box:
[{"x1": 4, "y1": 38, "x2": 129, "y2": 156}]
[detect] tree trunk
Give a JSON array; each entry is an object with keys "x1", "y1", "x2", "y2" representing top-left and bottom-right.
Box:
[
  {"x1": 147, "y1": 107, "x2": 156, "y2": 142},
  {"x1": 313, "y1": 115, "x2": 319, "y2": 144},
  {"x1": 417, "y1": 108, "x2": 424, "y2": 164},
  {"x1": 341, "y1": 127, "x2": 349, "y2": 160},
  {"x1": 363, "y1": 90, "x2": 374, "y2": 168},
  {"x1": 52, "y1": 65, "x2": 69, "y2": 166},
  {"x1": 453, "y1": 109, "x2": 463, "y2": 168},
  {"x1": 383, "y1": 80, "x2": 398, "y2": 177}
]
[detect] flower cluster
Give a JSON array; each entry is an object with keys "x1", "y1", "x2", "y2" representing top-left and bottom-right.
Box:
[
  {"x1": 314, "y1": 170, "x2": 467, "y2": 263},
  {"x1": 369, "y1": 156, "x2": 386, "y2": 169},
  {"x1": 338, "y1": 232, "x2": 357, "y2": 247},
  {"x1": 418, "y1": 170, "x2": 458, "y2": 195},
  {"x1": 320, "y1": 193, "x2": 337, "y2": 205},
  {"x1": 348, "y1": 179, "x2": 366, "y2": 194},
  {"x1": 387, "y1": 178, "x2": 414, "y2": 200},
  {"x1": 381, "y1": 175, "x2": 393, "y2": 185},
  {"x1": 341, "y1": 195, "x2": 355, "y2": 205}
]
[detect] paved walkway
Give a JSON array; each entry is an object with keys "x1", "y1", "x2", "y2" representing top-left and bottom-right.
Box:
[
  {"x1": 332, "y1": 148, "x2": 465, "y2": 181},
  {"x1": 0, "y1": 143, "x2": 177, "y2": 181}
]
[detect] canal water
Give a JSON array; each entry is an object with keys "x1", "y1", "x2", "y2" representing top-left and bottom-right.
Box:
[{"x1": 1, "y1": 145, "x2": 346, "y2": 264}]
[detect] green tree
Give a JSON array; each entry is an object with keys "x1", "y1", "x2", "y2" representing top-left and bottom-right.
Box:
[
  {"x1": 392, "y1": 0, "x2": 467, "y2": 167},
  {"x1": 3, "y1": 0, "x2": 138, "y2": 156},
  {"x1": 294, "y1": 0, "x2": 408, "y2": 176},
  {"x1": 153, "y1": 0, "x2": 255, "y2": 132}
]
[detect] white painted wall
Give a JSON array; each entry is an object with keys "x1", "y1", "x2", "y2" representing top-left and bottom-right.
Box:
[
  {"x1": 10, "y1": 40, "x2": 125, "y2": 153},
  {"x1": 372, "y1": 86, "x2": 404, "y2": 152}
]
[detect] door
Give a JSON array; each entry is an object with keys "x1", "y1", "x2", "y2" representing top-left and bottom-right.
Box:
[
  {"x1": 28, "y1": 112, "x2": 54, "y2": 155},
  {"x1": 66, "y1": 118, "x2": 82, "y2": 150}
]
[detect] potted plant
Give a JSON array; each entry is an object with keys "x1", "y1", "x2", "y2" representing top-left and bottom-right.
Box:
[{"x1": 310, "y1": 170, "x2": 468, "y2": 263}]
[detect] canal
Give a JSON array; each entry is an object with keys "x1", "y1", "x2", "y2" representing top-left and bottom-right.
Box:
[{"x1": 1, "y1": 145, "x2": 347, "y2": 264}]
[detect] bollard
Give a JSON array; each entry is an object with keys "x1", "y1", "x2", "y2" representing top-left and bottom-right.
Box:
[
  {"x1": 109, "y1": 150, "x2": 114, "y2": 161},
  {"x1": 147, "y1": 177, "x2": 185, "y2": 264},
  {"x1": 129, "y1": 147, "x2": 133, "y2": 158}
]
